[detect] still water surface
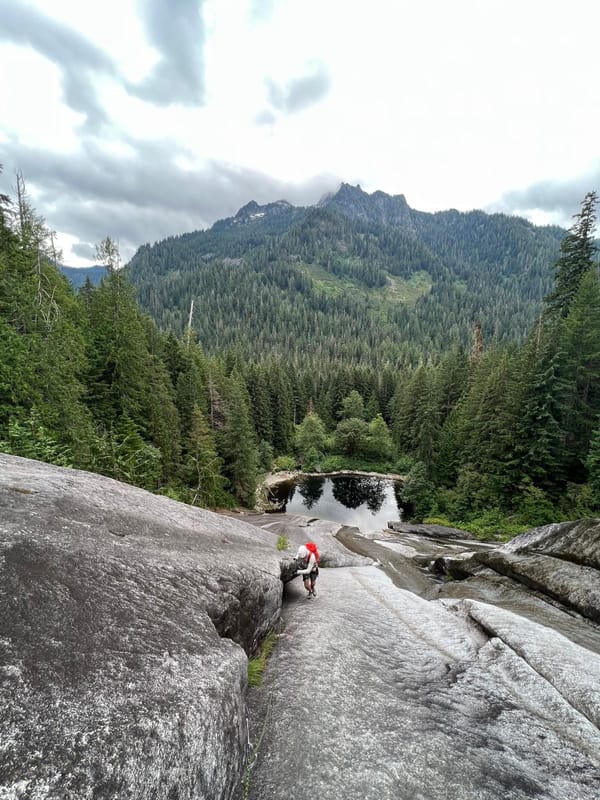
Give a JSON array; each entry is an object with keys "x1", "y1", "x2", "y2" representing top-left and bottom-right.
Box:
[{"x1": 273, "y1": 475, "x2": 402, "y2": 531}]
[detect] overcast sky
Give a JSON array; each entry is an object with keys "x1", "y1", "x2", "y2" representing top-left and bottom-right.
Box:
[{"x1": 1, "y1": 0, "x2": 598, "y2": 265}]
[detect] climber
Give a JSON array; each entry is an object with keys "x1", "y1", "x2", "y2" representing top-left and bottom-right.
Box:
[{"x1": 296, "y1": 543, "x2": 319, "y2": 599}]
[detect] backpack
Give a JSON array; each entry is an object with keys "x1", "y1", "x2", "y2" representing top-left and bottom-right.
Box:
[{"x1": 305, "y1": 542, "x2": 320, "y2": 565}]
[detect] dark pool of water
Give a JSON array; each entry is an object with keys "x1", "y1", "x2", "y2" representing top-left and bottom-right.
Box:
[{"x1": 271, "y1": 475, "x2": 403, "y2": 531}]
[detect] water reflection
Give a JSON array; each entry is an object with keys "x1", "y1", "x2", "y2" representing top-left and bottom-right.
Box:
[
  {"x1": 332, "y1": 476, "x2": 387, "y2": 512},
  {"x1": 273, "y1": 475, "x2": 402, "y2": 531},
  {"x1": 297, "y1": 476, "x2": 325, "y2": 510}
]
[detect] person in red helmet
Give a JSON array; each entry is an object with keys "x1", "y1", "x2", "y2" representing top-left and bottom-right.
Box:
[{"x1": 295, "y1": 543, "x2": 319, "y2": 599}]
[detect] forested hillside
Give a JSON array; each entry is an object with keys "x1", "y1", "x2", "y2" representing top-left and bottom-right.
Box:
[
  {"x1": 59, "y1": 264, "x2": 107, "y2": 288},
  {"x1": 126, "y1": 184, "x2": 564, "y2": 367},
  {"x1": 2, "y1": 170, "x2": 599, "y2": 535}
]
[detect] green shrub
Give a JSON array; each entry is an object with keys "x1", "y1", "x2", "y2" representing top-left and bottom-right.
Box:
[
  {"x1": 513, "y1": 480, "x2": 558, "y2": 527},
  {"x1": 320, "y1": 455, "x2": 346, "y2": 472},
  {"x1": 459, "y1": 509, "x2": 528, "y2": 541},
  {"x1": 317, "y1": 454, "x2": 396, "y2": 473},
  {"x1": 301, "y1": 447, "x2": 321, "y2": 472},
  {"x1": 394, "y1": 454, "x2": 415, "y2": 474},
  {"x1": 559, "y1": 483, "x2": 596, "y2": 518},
  {"x1": 423, "y1": 515, "x2": 455, "y2": 528},
  {"x1": 272, "y1": 455, "x2": 296, "y2": 471},
  {"x1": 276, "y1": 534, "x2": 289, "y2": 551},
  {"x1": 0, "y1": 410, "x2": 72, "y2": 468},
  {"x1": 155, "y1": 486, "x2": 189, "y2": 503}
]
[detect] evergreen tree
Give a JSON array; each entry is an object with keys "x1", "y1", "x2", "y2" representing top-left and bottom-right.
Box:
[
  {"x1": 246, "y1": 365, "x2": 274, "y2": 444},
  {"x1": 84, "y1": 265, "x2": 151, "y2": 431},
  {"x1": 145, "y1": 349, "x2": 181, "y2": 482},
  {"x1": 333, "y1": 417, "x2": 370, "y2": 456},
  {"x1": 545, "y1": 191, "x2": 598, "y2": 317},
  {"x1": 366, "y1": 414, "x2": 394, "y2": 460},
  {"x1": 585, "y1": 424, "x2": 600, "y2": 507},
  {"x1": 268, "y1": 362, "x2": 295, "y2": 454},
  {"x1": 431, "y1": 407, "x2": 465, "y2": 486},
  {"x1": 220, "y1": 372, "x2": 260, "y2": 506},
  {"x1": 513, "y1": 320, "x2": 565, "y2": 496},
  {"x1": 0, "y1": 175, "x2": 95, "y2": 466},
  {"x1": 454, "y1": 349, "x2": 522, "y2": 505},
  {"x1": 295, "y1": 411, "x2": 327, "y2": 466},
  {"x1": 558, "y1": 269, "x2": 600, "y2": 476},
  {"x1": 391, "y1": 366, "x2": 440, "y2": 461},
  {"x1": 400, "y1": 462, "x2": 435, "y2": 522},
  {"x1": 390, "y1": 367, "x2": 421, "y2": 451},
  {"x1": 341, "y1": 390, "x2": 365, "y2": 420},
  {"x1": 365, "y1": 392, "x2": 380, "y2": 420},
  {"x1": 434, "y1": 348, "x2": 470, "y2": 423},
  {"x1": 96, "y1": 236, "x2": 121, "y2": 272},
  {"x1": 184, "y1": 405, "x2": 227, "y2": 507},
  {"x1": 106, "y1": 413, "x2": 162, "y2": 490}
]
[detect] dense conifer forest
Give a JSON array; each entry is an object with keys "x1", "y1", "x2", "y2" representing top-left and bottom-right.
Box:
[
  {"x1": 126, "y1": 185, "x2": 564, "y2": 368},
  {"x1": 2, "y1": 171, "x2": 599, "y2": 536}
]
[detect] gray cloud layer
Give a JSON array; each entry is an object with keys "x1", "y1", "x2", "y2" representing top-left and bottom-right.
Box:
[
  {"x1": 264, "y1": 63, "x2": 331, "y2": 117},
  {"x1": 0, "y1": 134, "x2": 338, "y2": 262},
  {"x1": 71, "y1": 242, "x2": 98, "y2": 260},
  {"x1": 495, "y1": 165, "x2": 600, "y2": 225},
  {"x1": 0, "y1": 0, "x2": 118, "y2": 127},
  {"x1": 1, "y1": 0, "x2": 207, "y2": 124},
  {"x1": 129, "y1": 0, "x2": 206, "y2": 106},
  {"x1": 0, "y1": 2, "x2": 336, "y2": 262}
]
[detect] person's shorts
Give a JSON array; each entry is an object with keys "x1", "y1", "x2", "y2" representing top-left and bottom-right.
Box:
[{"x1": 303, "y1": 568, "x2": 318, "y2": 583}]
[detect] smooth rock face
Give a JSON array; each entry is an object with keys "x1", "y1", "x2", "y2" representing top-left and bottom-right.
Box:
[
  {"x1": 0, "y1": 454, "x2": 284, "y2": 800},
  {"x1": 445, "y1": 599, "x2": 600, "y2": 731},
  {"x1": 502, "y1": 519, "x2": 600, "y2": 569},
  {"x1": 478, "y1": 550, "x2": 600, "y2": 621},
  {"x1": 387, "y1": 520, "x2": 475, "y2": 539},
  {"x1": 243, "y1": 513, "x2": 373, "y2": 569},
  {"x1": 4, "y1": 460, "x2": 600, "y2": 800},
  {"x1": 443, "y1": 519, "x2": 600, "y2": 623},
  {"x1": 430, "y1": 569, "x2": 600, "y2": 655},
  {"x1": 245, "y1": 568, "x2": 600, "y2": 800}
]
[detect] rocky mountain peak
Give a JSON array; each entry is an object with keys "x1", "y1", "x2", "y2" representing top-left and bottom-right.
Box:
[
  {"x1": 321, "y1": 182, "x2": 414, "y2": 228},
  {"x1": 233, "y1": 198, "x2": 294, "y2": 224}
]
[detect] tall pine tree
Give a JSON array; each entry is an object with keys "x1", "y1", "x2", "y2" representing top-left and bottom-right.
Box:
[{"x1": 545, "y1": 191, "x2": 598, "y2": 317}]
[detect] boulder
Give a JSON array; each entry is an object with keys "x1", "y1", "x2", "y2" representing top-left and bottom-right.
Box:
[
  {"x1": 477, "y1": 549, "x2": 600, "y2": 622},
  {"x1": 474, "y1": 519, "x2": 600, "y2": 622},
  {"x1": 279, "y1": 556, "x2": 299, "y2": 583},
  {"x1": 387, "y1": 520, "x2": 474, "y2": 539},
  {"x1": 0, "y1": 454, "x2": 284, "y2": 800},
  {"x1": 502, "y1": 518, "x2": 600, "y2": 568},
  {"x1": 430, "y1": 551, "x2": 478, "y2": 578}
]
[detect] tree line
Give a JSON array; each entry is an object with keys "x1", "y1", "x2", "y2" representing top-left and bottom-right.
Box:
[
  {"x1": 126, "y1": 199, "x2": 563, "y2": 369},
  {"x1": 1, "y1": 171, "x2": 598, "y2": 534}
]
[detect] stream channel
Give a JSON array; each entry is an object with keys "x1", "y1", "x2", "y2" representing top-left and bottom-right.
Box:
[{"x1": 238, "y1": 476, "x2": 600, "y2": 800}]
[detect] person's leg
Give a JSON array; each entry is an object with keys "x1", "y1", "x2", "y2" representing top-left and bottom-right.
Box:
[
  {"x1": 310, "y1": 573, "x2": 317, "y2": 597},
  {"x1": 303, "y1": 577, "x2": 312, "y2": 597}
]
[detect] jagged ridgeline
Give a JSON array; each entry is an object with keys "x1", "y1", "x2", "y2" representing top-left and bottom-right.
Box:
[{"x1": 126, "y1": 184, "x2": 564, "y2": 367}]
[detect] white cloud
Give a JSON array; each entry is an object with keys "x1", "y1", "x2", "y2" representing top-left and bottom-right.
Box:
[{"x1": 1, "y1": 0, "x2": 599, "y2": 264}]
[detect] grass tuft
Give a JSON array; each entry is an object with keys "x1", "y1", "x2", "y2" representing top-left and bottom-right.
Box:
[{"x1": 247, "y1": 631, "x2": 277, "y2": 688}]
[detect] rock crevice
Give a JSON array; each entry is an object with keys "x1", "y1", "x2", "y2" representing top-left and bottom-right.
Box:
[{"x1": 0, "y1": 454, "x2": 285, "y2": 800}]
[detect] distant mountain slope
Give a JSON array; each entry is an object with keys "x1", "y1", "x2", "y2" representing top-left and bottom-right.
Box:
[
  {"x1": 60, "y1": 265, "x2": 107, "y2": 288},
  {"x1": 126, "y1": 184, "x2": 564, "y2": 367}
]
